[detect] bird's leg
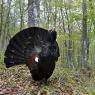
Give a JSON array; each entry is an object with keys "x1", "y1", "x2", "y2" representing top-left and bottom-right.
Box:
[
  {"x1": 43, "y1": 78, "x2": 48, "y2": 84},
  {"x1": 39, "y1": 78, "x2": 48, "y2": 84}
]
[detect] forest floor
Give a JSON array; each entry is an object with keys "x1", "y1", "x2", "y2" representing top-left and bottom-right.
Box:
[{"x1": 0, "y1": 63, "x2": 95, "y2": 95}]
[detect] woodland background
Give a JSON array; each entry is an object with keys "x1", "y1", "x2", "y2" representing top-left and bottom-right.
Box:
[{"x1": 0, "y1": 0, "x2": 95, "y2": 95}]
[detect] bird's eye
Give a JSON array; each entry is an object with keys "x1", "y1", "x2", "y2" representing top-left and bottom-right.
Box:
[{"x1": 35, "y1": 57, "x2": 39, "y2": 62}]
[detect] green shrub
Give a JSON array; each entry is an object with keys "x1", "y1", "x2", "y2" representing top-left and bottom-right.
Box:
[{"x1": 0, "y1": 50, "x2": 4, "y2": 64}]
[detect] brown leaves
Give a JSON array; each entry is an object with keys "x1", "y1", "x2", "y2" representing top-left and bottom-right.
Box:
[{"x1": 0, "y1": 64, "x2": 94, "y2": 95}]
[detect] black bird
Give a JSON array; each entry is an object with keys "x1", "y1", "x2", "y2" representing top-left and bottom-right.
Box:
[{"x1": 4, "y1": 27, "x2": 60, "y2": 81}]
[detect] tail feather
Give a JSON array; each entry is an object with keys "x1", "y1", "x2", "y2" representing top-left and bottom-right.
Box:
[
  {"x1": 4, "y1": 57, "x2": 26, "y2": 68},
  {"x1": 12, "y1": 36, "x2": 25, "y2": 49},
  {"x1": 4, "y1": 27, "x2": 48, "y2": 68},
  {"x1": 8, "y1": 42, "x2": 24, "y2": 54},
  {"x1": 5, "y1": 45, "x2": 25, "y2": 57},
  {"x1": 4, "y1": 57, "x2": 15, "y2": 68},
  {"x1": 6, "y1": 54, "x2": 26, "y2": 60}
]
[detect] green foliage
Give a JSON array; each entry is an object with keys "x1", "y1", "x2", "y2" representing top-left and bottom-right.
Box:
[
  {"x1": 86, "y1": 87, "x2": 95, "y2": 95},
  {"x1": 0, "y1": 50, "x2": 4, "y2": 64}
]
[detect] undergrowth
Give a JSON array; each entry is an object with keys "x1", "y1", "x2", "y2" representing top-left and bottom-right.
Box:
[
  {"x1": 0, "y1": 62, "x2": 95, "y2": 95},
  {"x1": 0, "y1": 50, "x2": 95, "y2": 95}
]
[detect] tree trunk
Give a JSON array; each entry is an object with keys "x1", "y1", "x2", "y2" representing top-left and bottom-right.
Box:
[
  {"x1": 0, "y1": 0, "x2": 4, "y2": 36},
  {"x1": 19, "y1": 0, "x2": 24, "y2": 30},
  {"x1": 80, "y1": 0, "x2": 89, "y2": 67},
  {"x1": 28, "y1": 0, "x2": 40, "y2": 27},
  {"x1": 64, "y1": 1, "x2": 73, "y2": 67}
]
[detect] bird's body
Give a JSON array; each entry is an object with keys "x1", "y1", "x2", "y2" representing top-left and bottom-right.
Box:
[{"x1": 4, "y1": 27, "x2": 60, "y2": 81}]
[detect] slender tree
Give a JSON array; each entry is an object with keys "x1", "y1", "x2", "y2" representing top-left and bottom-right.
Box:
[
  {"x1": 80, "y1": 0, "x2": 89, "y2": 67},
  {"x1": 0, "y1": 0, "x2": 4, "y2": 36},
  {"x1": 28, "y1": 0, "x2": 40, "y2": 27}
]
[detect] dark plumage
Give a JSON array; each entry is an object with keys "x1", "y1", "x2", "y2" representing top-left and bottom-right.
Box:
[{"x1": 4, "y1": 27, "x2": 60, "y2": 81}]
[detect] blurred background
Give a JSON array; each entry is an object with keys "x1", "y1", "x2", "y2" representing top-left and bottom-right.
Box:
[
  {"x1": 1, "y1": 0, "x2": 95, "y2": 68},
  {"x1": 0, "y1": 0, "x2": 95, "y2": 94}
]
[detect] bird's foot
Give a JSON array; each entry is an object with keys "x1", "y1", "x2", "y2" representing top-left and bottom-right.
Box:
[{"x1": 39, "y1": 78, "x2": 48, "y2": 84}]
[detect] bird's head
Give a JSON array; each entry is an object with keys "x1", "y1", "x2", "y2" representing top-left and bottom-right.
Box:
[{"x1": 48, "y1": 28, "x2": 57, "y2": 42}]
